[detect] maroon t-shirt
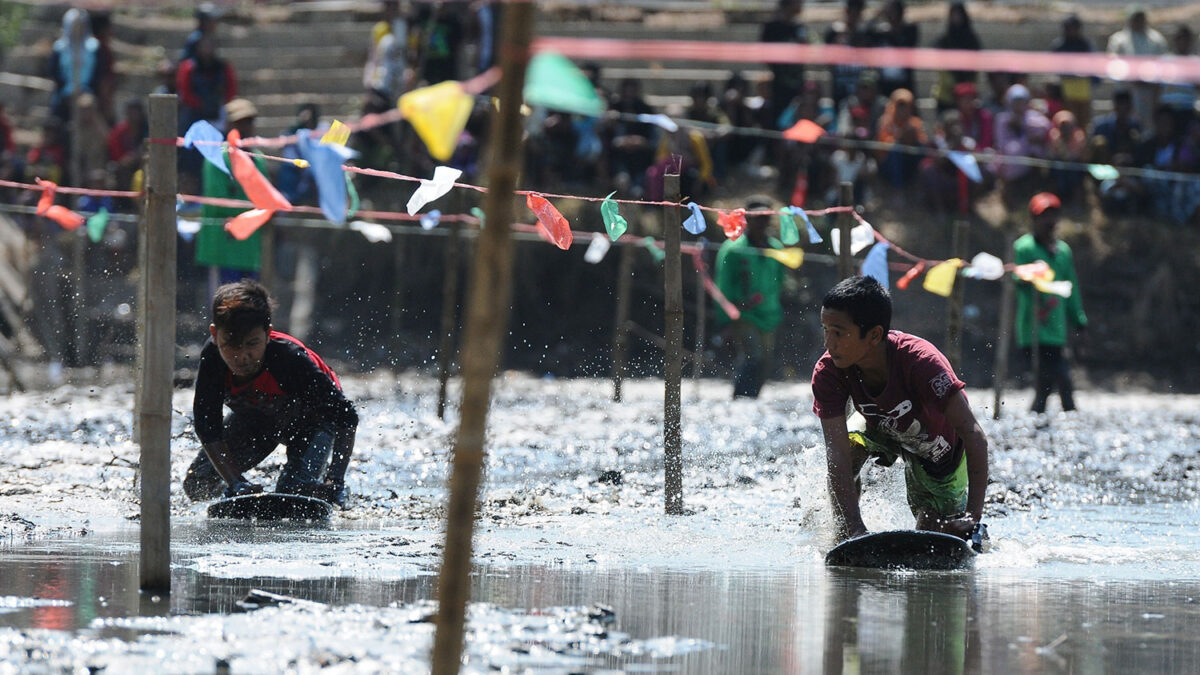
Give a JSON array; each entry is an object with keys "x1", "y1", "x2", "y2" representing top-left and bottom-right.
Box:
[{"x1": 812, "y1": 331, "x2": 966, "y2": 477}]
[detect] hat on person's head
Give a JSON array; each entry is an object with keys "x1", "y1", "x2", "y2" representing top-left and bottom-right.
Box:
[
  {"x1": 746, "y1": 194, "x2": 774, "y2": 211},
  {"x1": 953, "y1": 81, "x2": 977, "y2": 99},
  {"x1": 1029, "y1": 192, "x2": 1062, "y2": 215},
  {"x1": 1005, "y1": 83, "x2": 1031, "y2": 104},
  {"x1": 225, "y1": 98, "x2": 258, "y2": 123},
  {"x1": 1126, "y1": 4, "x2": 1146, "y2": 19}
]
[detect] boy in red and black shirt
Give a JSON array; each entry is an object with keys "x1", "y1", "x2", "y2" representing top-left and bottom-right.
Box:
[{"x1": 184, "y1": 280, "x2": 357, "y2": 507}]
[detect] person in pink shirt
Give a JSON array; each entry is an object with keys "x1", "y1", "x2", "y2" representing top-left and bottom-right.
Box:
[{"x1": 993, "y1": 83, "x2": 1051, "y2": 185}]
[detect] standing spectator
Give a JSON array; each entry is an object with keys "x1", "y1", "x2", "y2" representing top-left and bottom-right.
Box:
[
  {"x1": 75, "y1": 93, "x2": 111, "y2": 186},
  {"x1": 197, "y1": 99, "x2": 267, "y2": 283},
  {"x1": 181, "y1": 4, "x2": 220, "y2": 63},
  {"x1": 363, "y1": 0, "x2": 410, "y2": 101},
  {"x1": 603, "y1": 78, "x2": 656, "y2": 197},
  {"x1": 107, "y1": 99, "x2": 148, "y2": 197},
  {"x1": 1047, "y1": 110, "x2": 1088, "y2": 204},
  {"x1": 1051, "y1": 14, "x2": 1095, "y2": 128},
  {"x1": 88, "y1": 10, "x2": 117, "y2": 124},
  {"x1": 48, "y1": 8, "x2": 99, "y2": 122},
  {"x1": 1014, "y1": 193, "x2": 1087, "y2": 415},
  {"x1": 1160, "y1": 24, "x2": 1199, "y2": 113},
  {"x1": 277, "y1": 103, "x2": 321, "y2": 205},
  {"x1": 824, "y1": 0, "x2": 873, "y2": 111},
  {"x1": 760, "y1": 0, "x2": 810, "y2": 129},
  {"x1": 876, "y1": 88, "x2": 928, "y2": 189},
  {"x1": 868, "y1": 0, "x2": 919, "y2": 97},
  {"x1": 931, "y1": 2, "x2": 982, "y2": 113},
  {"x1": 714, "y1": 196, "x2": 787, "y2": 399},
  {"x1": 993, "y1": 84, "x2": 1051, "y2": 195},
  {"x1": 1107, "y1": 6, "x2": 1167, "y2": 133},
  {"x1": 177, "y1": 34, "x2": 237, "y2": 131},
  {"x1": 414, "y1": 2, "x2": 464, "y2": 86}
]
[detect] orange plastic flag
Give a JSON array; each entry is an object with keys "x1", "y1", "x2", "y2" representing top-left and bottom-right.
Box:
[
  {"x1": 35, "y1": 178, "x2": 57, "y2": 215},
  {"x1": 718, "y1": 208, "x2": 747, "y2": 240},
  {"x1": 398, "y1": 81, "x2": 474, "y2": 162},
  {"x1": 44, "y1": 205, "x2": 84, "y2": 230},
  {"x1": 896, "y1": 261, "x2": 926, "y2": 290},
  {"x1": 783, "y1": 119, "x2": 826, "y2": 144},
  {"x1": 227, "y1": 129, "x2": 292, "y2": 212},
  {"x1": 224, "y1": 209, "x2": 274, "y2": 241},
  {"x1": 923, "y1": 259, "x2": 964, "y2": 297},
  {"x1": 526, "y1": 193, "x2": 572, "y2": 250}
]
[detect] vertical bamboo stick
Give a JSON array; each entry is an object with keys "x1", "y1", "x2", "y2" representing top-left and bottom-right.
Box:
[
  {"x1": 837, "y1": 182, "x2": 853, "y2": 279},
  {"x1": 662, "y1": 171, "x2": 684, "y2": 515},
  {"x1": 946, "y1": 219, "x2": 968, "y2": 372},
  {"x1": 610, "y1": 216, "x2": 634, "y2": 402},
  {"x1": 436, "y1": 218, "x2": 463, "y2": 419},
  {"x1": 992, "y1": 245, "x2": 1015, "y2": 420}
]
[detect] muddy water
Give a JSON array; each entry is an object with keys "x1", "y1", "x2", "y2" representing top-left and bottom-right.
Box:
[{"x1": 2, "y1": 376, "x2": 1199, "y2": 672}]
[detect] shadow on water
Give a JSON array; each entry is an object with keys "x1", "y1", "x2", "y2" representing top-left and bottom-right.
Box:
[{"x1": 4, "y1": 526, "x2": 1200, "y2": 673}]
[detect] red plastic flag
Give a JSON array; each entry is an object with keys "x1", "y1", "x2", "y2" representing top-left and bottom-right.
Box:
[
  {"x1": 224, "y1": 209, "x2": 274, "y2": 241},
  {"x1": 717, "y1": 208, "x2": 747, "y2": 240},
  {"x1": 44, "y1": 205, "x2": 85, "y2": 230},
  {"x1": 35, "y1": 178, "x2": 57, "y2": 215},
  {"x1": 227, "y1": 129, "x2": 292, "y2": 212},
  {"x1": 896, "y1": 261, "x2": 926, "y2": 290},
  {"x1": 527, "y1": 193, "x2": 572, "y2": 250},
  {"x1": 783, "y1": 119, "x2": 826, "y2": 144}
]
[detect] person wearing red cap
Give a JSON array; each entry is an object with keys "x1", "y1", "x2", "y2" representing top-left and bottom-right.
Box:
[{"x1": 1014, "y1": 192, "x2": 1088, "y2": 414}]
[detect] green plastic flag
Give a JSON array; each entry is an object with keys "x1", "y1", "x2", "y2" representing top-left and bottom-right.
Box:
[
  {"x1": 641, "y1": 236, "x2": 665, "y2": 263},
  {"x1": 601, "y1": 191, "x2": 627, "y2": 241},
  {"x1": 524, "y1": 52, "x2": 605, "y2": 117},
  {"x1": 345, "y1": 173, "x2": 360, "y2": 219},
  {"x1": 86, "y1": 207, "x2": 109, "y2": 243},
  {"x1": 471, "y1": 206, "x2": 486, "y2": 229},
  {"x1": 1088, "y1": 163, "x2": 1120, "y2": 181},
  {"x1": 779, "y1": 207, "x2": 800, "y2": 246}
]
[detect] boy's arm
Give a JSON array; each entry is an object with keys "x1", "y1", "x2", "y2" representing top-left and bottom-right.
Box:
[
  {"x1": 821, "y1": 414, "x2": 867, "y2": 541},
  {"x1": 942, "y1": 391, "x2": 989, "y2": 535}
]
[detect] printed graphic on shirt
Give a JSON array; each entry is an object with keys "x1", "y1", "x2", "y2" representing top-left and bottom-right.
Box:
[
  {"x1": 857, "y1": 399, "x2": 954, "y2": 464},
  {"x1": 930, "y1": 372, "x2": 956, "y2": 399}
]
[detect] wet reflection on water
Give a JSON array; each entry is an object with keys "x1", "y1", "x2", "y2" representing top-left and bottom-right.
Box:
[{"x1": 3, "y1": 531, "x2": 1200, "y2": 673}]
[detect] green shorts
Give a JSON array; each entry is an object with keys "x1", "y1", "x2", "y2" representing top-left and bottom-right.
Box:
[{"x1": 848, "y1": 430, "x2": 968, "y2": 518}]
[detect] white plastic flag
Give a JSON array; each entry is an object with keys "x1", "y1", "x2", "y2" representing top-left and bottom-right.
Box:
[{"x1": 406, "y1": 166, "x2": 462, "y2": 215}]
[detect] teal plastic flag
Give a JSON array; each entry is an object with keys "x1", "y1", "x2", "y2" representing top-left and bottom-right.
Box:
[
  {"x1": 471, "y1": 206, "x2": 486, "y2": 229},
  {"x1": 1088, "y1": 163, "x2": 1120, "y2": 181},
  {"x1": 524, "y1": 52, "x2": 605, "y2": 117},
  {"x1": 86, "y1": 207, "x2": 109, "y2": 243},
  {"x1": 345, "y1": 174, "x2": 359, "y2": 219},
  {"x1": 601, "y1": 191, "x2": 628, "y2": 240},
  {"x1": 642, "y1": 236, "x2": 665, "y2": 263},
  {"x1": 779, "y1": 207, "x2": 800, "y2": 246}
]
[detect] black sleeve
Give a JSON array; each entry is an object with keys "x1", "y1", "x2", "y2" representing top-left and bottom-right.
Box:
[
  {"x1": 192, "y1": 340, "x2": 228, "y2": 444},
  {"x1": 270, "y1": 342, "x2": 359, "y2": 432}
]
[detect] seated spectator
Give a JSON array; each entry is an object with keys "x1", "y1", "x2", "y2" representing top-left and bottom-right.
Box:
[
  {"x1": 920, "y1": 109, "x2": 979, "y2": 217},
  {"x1": 778, "y1": 81, "x2": 835, "y2": 204},
  {"x1": 876, "y1": 88, "x2": 928, "y2": 189},
  {"x1": 824, "y1": 0, "x2": 873, "y2": 111},
  {"x1": 992, "y1": 84, "x2": 1051, "y2": 193},
  {"x1": 602, "y1": 78, "x2": 657, "y2": 197},
  {"x1": 954, "y1": 81, "x2": 993, "y2": 150},
  {"x1": 1136, "y1": 105, "x2": 1192, "y2": 224},
  {"x1": 277, "y1": 103, "x2": 320, "y2": 205},
  {"x1": 722, "y1": 72, "x2": 765, "y2": 168},
  {"x1": 1090, "y1": 90, "x2": 1144, "y2": 214},
  {"x1": 685, "y1": 82, "x2": 732, "y2": 179},
  {"x1": 76, "y1": 93, "x2": 111, "y2": 186},
  {"x1": 177, "y1": 34, "x2": 237, "y2": 130},
  {"x1": 1051, "y1": 14, "x2": 1096, "y2": 127},
  {"x1": 646, "y1": 109, "x2": 715, "y2": 202},
  {"x1": 1047, "y1": 110, "x2": 1088, "y2": 203},
  {"x1": 836, "y1": 69, "x2": 886, "y2": 140},
  {"x1": 107, "y1": 99, "x2": 148, "y2": 202},
  {"x1": 24, "y1": 120, "x2": 67, "y2": 186}
]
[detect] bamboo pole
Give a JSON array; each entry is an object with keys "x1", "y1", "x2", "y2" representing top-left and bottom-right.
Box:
[
  {"x1": 662, "y1": 171, "x2": 684, "y2": 515},
  {"x1": 992, "y1": 244, "x2": 1015, "y2": 420},
  {"x1": 610, "y1": 212, "x2": 635, "y2": 402},
  {"x1": 68, "y1": 24, "x2": 85, "y2": 369},
  {"x1": 430, "y1": 4, "x2": 533, "y2": 673},
  {"x1": 946, "y1": 219, "x2": 968, "y2": 372},
  {"x1": 837, "y1": 182, "x2": 854, "y2": 280},
  {"x1": 436, "y1": 218, "x2": 463, "y2": 420},
  {"x1": 692, "y1": 251, "x2": 706, "y2": 384},
  {"x1": 138, "y1": 94, "x2": 177, "y2": 593}
]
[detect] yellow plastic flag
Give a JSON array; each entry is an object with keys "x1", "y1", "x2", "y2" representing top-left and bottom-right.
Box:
[
  {"x1": 399, "y1": 81, "x2": 474, "y2": 161},
  {"x1": 922, "y1": 258, "x2": 964, "y2": 297},
  {"x1": 763, "y1": 247, "x2": 804, "y2": 269},
  {"x1": 320, "y1": 120, "x2": 351, "y2": 146}
]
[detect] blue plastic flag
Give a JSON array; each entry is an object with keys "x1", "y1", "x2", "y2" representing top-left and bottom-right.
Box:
[
  {"x1": 947, "y1": 151, "x2": 983, "y2": 183},
  {"x1": 183, "y1": 120, "x2": 229, "y2": 176},
  {"x1": 682, "y1": 202, "x2": 706, "y2": 235},
  {"x1": 861, "y1": 241, "x2": 891, "y2": 290},
  {"x1": 297, "y1": 132, "x2": 348, "y2": 225},
  {"x1": 797, "y1": 207, "x2": 822, "y2": 243},
  {"x1": 420, "y1": 209, "x2": 442, "y2": 230}
]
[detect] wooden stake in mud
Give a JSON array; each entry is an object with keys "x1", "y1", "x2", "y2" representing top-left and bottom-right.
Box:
[
  {"x1": 946, "y1": 219, "x2": 969, "y2": 372},
  {"x1": 138, "y1": 94, "x2": 177, "y2": 593},
  {"x1": 992, "y1": 245, "x2": 1016, "y2": 420},
  {"x1": 662, "y1": 170, "x2": 684, "y2": 515},
  {"x1": 430, "y1": 5, "x2": 533, "y2": 674},
  {"x1": 436, "y1": 218, "x2": 463, "y2": 419},
  {"x1": 692, "y1": 250, "x2": 706, "y2": 383},
  {"x1": 610, "y1": 211, "x2": 635, "y2": 402},
  {"x1": 837, "y1": 182, "x2": 854, "y2": 280}
]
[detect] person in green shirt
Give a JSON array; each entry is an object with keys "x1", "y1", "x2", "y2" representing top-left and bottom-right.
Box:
[
  {"x1": 197, "y1": 97, "x2": 265, "y2": 280},
  {"x1": 714, "y1": 196, "x2": 787, "y2": 398},
  {"x1": 1014, "y1": 192, "x2": 1087, "y2": 413}
]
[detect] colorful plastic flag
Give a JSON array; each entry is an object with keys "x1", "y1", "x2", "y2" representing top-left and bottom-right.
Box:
[
  {"x1": 764, "y1": 247, "x2": 805, "y2": 269},
  {"x1": 783, "y1": 119, "x2": 825, "y2": 143},
  {"x1": 830, "y1": 222, "x2": 876, "y2": 256},
  {"x1": 398, "y1": 80, "x2": 474, "y2": 162},
  {"x1": 584, "y1": 232, "x2": 611, "y2": 263},
  {"x1": 861, "y1": 242, "x2": 891, "y2": 289},
  {"x1": 923, "y1": 258, "x2": 964, "y2": 297},
  {"x1": 962, "y1": 252, "x2": 1005, "y2": 280},
  {"x1": 350, "y1": 220, "x2": 393, "y2": 243},
  {"x1": 345, "y1": 174, "x2": 360, "y2": 219},
  {"x1": 524, "y1": 51, "x2": 605, "y2": 117},
  {"x1": 1087, "y1": 164, "x2": 1120, "y2": 181},
  {"x1": 947, "y1": 151, "x2": 983, "y2": 183},
  {"x1": 778, "y1": 207, "x2": 800, "y2": 246},
  {"x1": 44, "y1": 205, "x2": 84, "y2": 230},
  {"x1": 1034, "y1": 279, "x2": 1073, "y2": 297},
  {"x1": 636, "y1": 113, "x2": 678, "y2": 133},
  {"x1": 1014, "y1": 260, "x2": 1052, "y2": 282},
  {"x1": 717, "y1": 208, "x2": 746, "y2": 240},
  {"x1": 297, "y1": 132, "x2": 347, "y2": 224},
  {"x1": 183, "y1": 120, "x2": 230, "y2": 176},
  {"x1": 471, "y1": 206, "x2": 486, "y2": 229},
  {"x1": 420, "y1": 209, "x2": 441, "y2": 230},
  {"x1": 682, "y1": 202, "x2": 706, "y2": 235},
  {"x1": 227, "y1": 129, "x2": 292, "y2": 212},
  {"x1": 407, "y1": 166, "x2": 462, "y2": 215},
  {"x1": 527, "y1": 193, "x2": 572, "y2": 250},
  {"x1": 642, "y1": 236, "x2": 665, "y2": 263},
  {"x1": 896, "y1": 260, "x2": 926, "y2": 290},
  {"x1": 35, "y1": 178, "x2": 56, "y2": 215},
  {"x1": 176, "y1": 217, "x2": 201, "y2": 241},
  {"x1": 601, "y1": 192, "x2": 627, "y2": 240},
  {"x1": 320, "y1": 120, "x2": 351, "y2": 146},
  {"x1": 797, "y1": 207, "x2": 822, "y2": 243},
  {"x1": 86, "y1": 207, "x2": 109, "y2": 243},
  {"x1": 224, "y1": 209, "x2": 274, "y2": 240}
]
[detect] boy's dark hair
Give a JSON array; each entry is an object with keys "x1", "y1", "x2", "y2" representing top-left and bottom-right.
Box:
[
  {"x1": 211, "y1": 280, "x2": 273, "y2": 339},
  {"x1": 822, "y1": 275, "x2": 892, "y2": 337}
]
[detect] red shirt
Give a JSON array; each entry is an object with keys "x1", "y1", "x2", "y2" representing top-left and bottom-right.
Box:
[{"x1": 812, "y1": 331, "x2": 966, "y2": 477}]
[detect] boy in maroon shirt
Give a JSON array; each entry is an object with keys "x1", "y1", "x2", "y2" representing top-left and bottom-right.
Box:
[{"x1": 812, "y1": 276, "x2": 988, "y2": 542}]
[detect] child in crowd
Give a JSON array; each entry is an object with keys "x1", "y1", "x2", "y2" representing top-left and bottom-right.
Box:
[
  {"x1": 184, "y1": 280, "x2": 358, "y2": 507},
  {"x1": 812, "y1": 276, "x2": 989, "y2": 542}
]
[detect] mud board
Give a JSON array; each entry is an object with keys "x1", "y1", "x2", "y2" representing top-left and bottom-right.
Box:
[
  {"x1": 825, "y1": 530, "x2": 974, "y2": 570},
  {"x1": 207, "y1": 493, "x2": 332, "y2": 522}
]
